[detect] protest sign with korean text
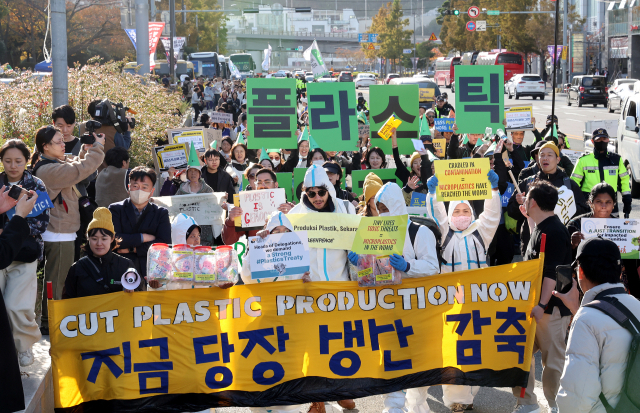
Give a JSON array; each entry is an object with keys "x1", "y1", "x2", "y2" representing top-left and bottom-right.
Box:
[
  {"x1": 246, "y1": 78, "x2": 298, "y2": 149},
  {"x1": 168, "y1": 127, "x2": 215, "y2": 152},
  {"x1": 434, "y1": 158, "x2": 491, "y2": 201},
  {"x1": 306, "y1": 83, "x2": 359, "y2": 151},
  {"x1": 351, "y1": 169, "x2": 404, "y2": 197},
  {"x1": 455, "y1": 66, "x2": 504, "y2": 134},
  {"x1": 581, "y1": 218, "x2": 640, "y2": 259},
  {"x1": 369, "y1": 85, "x2": 420, "y2": 154},
  {"x1": 352, "y1": 215, "x2": 408, "y2": 255},
  {"x1": 209, "y1": 112, "x2": 234, "y2": 125},
  {"x1": 434, "y1": 118, "x2": 454, "y2": 132},
  {"x1": 287, "y1": 213, "x2": 361, "y2": 250},
  {"x1": 238, "y1": 188, "x2": 287, "y2": 229},
  {"x1": 504, "y1": 106, "x2": 533, "y2": 131},
  {"x1": 562, "y1": 150, "x2": 583, "y2": 166},
  {"x1": 153, "y1": 143, "x2": 189, "y2": 171},
  {"x1": 50, "y1": 258, "x2": 543, "y2": 411},
  {"x1": 432, "y1": 138, "x2": 446, "y2": 158},
  {"x1": 249, "y1": 231, "x2": 311, "y2": 279}
]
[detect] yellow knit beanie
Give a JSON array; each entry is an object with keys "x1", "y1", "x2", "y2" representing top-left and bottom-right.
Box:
[
  {"x1": 540, "y1": 142, "x2": 560, "y2": 158},
  {"x1": 363, "y1": 172, "x2": 383, "y2": 203},
  {"x1": 87, "y1": 207, "x2": 115, "y2": 234},
  {"x1": 409, "y1": 152, "x2": 421, "y2": 168}
]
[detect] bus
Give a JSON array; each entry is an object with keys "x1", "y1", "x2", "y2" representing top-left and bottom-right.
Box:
[
  {"x1": 476, "y1": 51, "x2": 524, "y2": 82},
  {"x1": 229, "y1": 53, "x2": 257, "y2": 79},
  {"x1": 461, "y1": 51, "x2": 479, "y2": 66},
  {"x1": 434, "y1": 56, "x2": 460, "y2": 88},
  {"x1": 218, "y1": 55, "x2": 230, "y2": 79},
  {"x1": 188, "y1": 52, "x2": 221, "y2": 78}
]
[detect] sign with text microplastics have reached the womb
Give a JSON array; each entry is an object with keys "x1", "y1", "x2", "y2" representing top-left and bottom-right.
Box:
[{"x1": 434, "y1": 158, "x2": 491, "y2": 202}]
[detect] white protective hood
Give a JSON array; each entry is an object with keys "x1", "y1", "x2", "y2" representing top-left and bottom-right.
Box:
[
  {"x1": 374, "y1": 182, "x2": 408, "y2": 216},
  {"x1": 171, "y1": 213, "x2": 199, "y2": 245},
  {"x1": 447, "y1": 199, "x2": 481, "y2": 236},
  {"x1": 265, "y1": 211, "x2": 294, "y2": 233},
  {"x1": 300, "y1": 164, "x2": 349, "y2": 214}
]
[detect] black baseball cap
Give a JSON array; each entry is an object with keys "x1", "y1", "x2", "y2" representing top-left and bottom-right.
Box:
[
  {"x1": 592, "y1": 128, "x2": 609, "y2": 139},
  {"x1": 436, "y1": 95, "x2": 445, "y2": 102},
  {"x1": 572, "y1": 236, "x2": 621, "y2": 268},
  {"x1": 530, "y1": 140, "x2": 547, "y2": 156},
  {"x1": 322, "y1": 161, "x2": 341, "y2": 176},
  {"x1": 546, "y1": 114, "x2": 558, "y2": 124}
]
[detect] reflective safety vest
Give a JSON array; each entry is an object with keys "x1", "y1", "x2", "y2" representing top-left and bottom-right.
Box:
[
  {"x1": 296, "y1": 78, "x2": 303, "y2": 90},
  {"x1": 570, "y1": 151, "x2": 631, "y2": 196}
]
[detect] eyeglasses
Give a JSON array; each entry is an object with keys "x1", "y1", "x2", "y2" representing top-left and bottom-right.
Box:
[
  {"x1": 248, "y1": 173, "x2": 256, "y2": 179},
  {"x1": 256, "y1": 180, "x2": 273, "y2": 186},
  {"x1": 426, "y1": 115, "x2": 434, "y2": 119},
  {"x1": 306, "y1": 189, "x2": 327, "y2": 198}
]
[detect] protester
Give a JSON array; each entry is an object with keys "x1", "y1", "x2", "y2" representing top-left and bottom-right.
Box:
[
  {"x1": 0, "y1": 140, "x2": 49, "y2": 367},
  {"x1": 171, "y1": 213, "x2": 201, "y2": 246},
  {"x1": 358, "y1": 172, "x2": 383, "y2": 217},
  {"x1": 363, "y1": 147, "x2": 387, "y2": 170},
  {"x1": 63, "y1": 208, "x2": 140, "y2": 298},
  {"x1": 33, "y1": 125, "x2": 105, "y2": 335},
  {"x1": 51, "y1": 105, "x2": 80, "y2": 155},
  {"x1": 281, "y1": 132, "x2": 311, "y2": 172},
  {"x1": 512, "y1": 181, "x2": 573, "y2": 413},
  {"x1": 258, "y1": 153, "x2": 274, "y2": 170},
  {"x1": 109, "y1": 166, "x2": 172, "y2": 281},
  {"x1": 242, "y1": 164, "x2": 263, "y2": 191},
  {"x1": 322, "y1": 161, "x2": 357, "y2": 208},
  {"x1": 191, "y1": 84, "x2": 204, "y2": 122},
  {"x1": 325, "y1": 150, "x2": 360, "y2": 174},
  {"x1": 176, "y1": 154, "x2": 213, "y2": 195},
  {"x1": 348, "y1": 182, "x2": 439, "y2": 413},
  {"x1": 220, "y1": 137, "x2": 234, "y2": 162},
  {"x1": 267, "y1": 149, "x2": 284, "y2": 172},
  {"x1": 448, "y1": 127, "x2": 482, "y2": 159},
  {"x1": 226, "y1": 142, "x2": 251, "y2": 191},
  {"x1": 518, "y1": 141, "x2": 545, "y2": 182},
  {"x1": 95, "y1": 147, "x2": 130, "y2": 208},
  {"x1": 567, "y1": 183, "x2": 616, "y2": 251},
  {"x1": 434, "y1": 95, "x2": 455, "y2": 117},
  {"x1": 554, "y1": 237, "x2": 640, "y2": 413}
]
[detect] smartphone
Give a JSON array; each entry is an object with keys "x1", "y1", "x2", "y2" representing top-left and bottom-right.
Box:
[
  {"x1": 555, "y1": 265, "x2": 573, "y2": 294},
  {"x1": 7, "y1": 185, "x2": 23, "y2": 201}
]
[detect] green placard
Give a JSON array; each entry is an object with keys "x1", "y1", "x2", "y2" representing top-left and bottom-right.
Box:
[
  {"x1": 242, "y1": 172, "x2": 294, "y2": 202},
  {"x1": 369, "y1": 85, "x2": 420, "y2": 155},
  {"x1": 306, "y1": 82, "x2": 359, "y2": 151},
  {"x1": 246, "y1": 78, "x2": 298, "y2": 150},
  {"x1": 292, "y1": 167, "x2": 346, "y2": 203},
  {"x1": 454, "y1": 66, "x2": 504, "y2": 134},
  {"x1": 351, "y1": 168, "x2": 403, "y2": 197}
]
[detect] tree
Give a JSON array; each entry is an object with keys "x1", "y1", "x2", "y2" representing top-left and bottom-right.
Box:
[
  {"x1": 416, "y1": 41, "x2": 436, "y2": 70},
  {"x1": 174, "y1": 0, "x2": 227, "y2": 55},
  {"x1": 369, "y1": 0, "x2": 412, "y2": 73}
]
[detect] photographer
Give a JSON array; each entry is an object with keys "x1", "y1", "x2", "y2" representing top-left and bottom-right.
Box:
[
  {"x1": 80, "y1": 99, "x2": 133, "y2": 170},
  {"x1": 32, "y1": 125, "x2": 105, "y2": 335},
  {"x1": 0, "y1": 140, "x2": 49, "y2": 368},
  {"x1": 95, "y1": 147, "x2": 130, "y2": 208}
]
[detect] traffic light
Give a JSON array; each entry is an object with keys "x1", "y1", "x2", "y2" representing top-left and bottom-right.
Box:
[
  {"x1": 452, "y1": 9, "x2": 459, "y2": 15},
  {"x1": 440, "y1": 9, "x2": 459, "y2": 16}
]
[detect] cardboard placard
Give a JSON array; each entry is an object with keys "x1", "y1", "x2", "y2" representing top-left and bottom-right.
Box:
[
  {"x1": 287, "y1": 213, "x2": 361, "y2": 250},
  {"x1": 454, "y1": 66, "x2": 504, "y2": 134},
  {"x1": 432, "y1": 138, "x2": 446, "y2": 158},
  {"x1": 246, "y1": 78, "x2": 298, "y2": 150},
  {"x1": 242, "y1": 172, "x2": 294, "y2": 202},
  {"x1": 153, "y1": 143, "x2": 189, "y2": 171},
  {"x1": 433, "y1": 118, "x2": 454, "y2": 132},
  {"x1": 434, "y1": 158, "x2": 491, "y2": 201},
  {"x1": 352, "y1": 215, "x2": 408, "y2": 256},
  {"x1": 369, "y1": 84, "x2": 420, "y2": 154},
  {"x1": 410, "y1": 192, "x2": 427, "y2": 207},
  {"x1": 306, "y1": 82, "x2": 359, "y2": 151},
  {"x1": 554, "y1": 185, "x2": 576, "y2": 225},
  {"x1": 209, "y1": 112, "x2": 234, "y2": 125},
  {"x1": 167, "y1": 127, "x2": 217, "y2": 152},
  {"x1": 152, "y1": 192, "x2": 227, "y2": 236},
  {"x1": 562, "y1": 149, "x2": 583, "y2": 166},
  {"x1": 581, "y1": 217, "x2": 640, "y2": 259},
  {"x1": 237, "y1": 188, "x2": 287, "y2": 229},
  {"x1": 504, "y1": 106, "x2": 534, "y2": 131},
  {"x1": 248, "y1": 231, "x2": 311, "y2": 279}
]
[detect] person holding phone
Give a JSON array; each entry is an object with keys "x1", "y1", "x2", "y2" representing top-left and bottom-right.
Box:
[{"x1": 32, "y1": 125, "x2": 105, "y2": 335}]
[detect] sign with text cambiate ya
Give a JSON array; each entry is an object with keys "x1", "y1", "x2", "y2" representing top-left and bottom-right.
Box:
[
  {"x1": 455, "y1": 66, "x2": 504, "y2": 134},
  {"x1": 352, "y1": 215, "x2": 408, "y2": 255},
  {"x1": 307, "y1": 82, "x2": 359, "y2": 151},
  {"x1": 50, "y1": 258, "x2": 543, "y2": 412},
  {"x1": 434, "y1": 158, "x2": 491, "y2": 201},
  {"x1": 246, "y1": 78, "x2": 298, "y2": 150},
  {"x1": 369, "y1": 85, "x2": 420, "y2": 154}
]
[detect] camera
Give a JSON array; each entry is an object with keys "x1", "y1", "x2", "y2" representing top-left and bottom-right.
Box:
[
  {"x1": 7, "y1": 185, "x2": 23, "y2": 201},
  {"x1": 80, "y1": 120, "x2": 102, "y2": 145},
  {"x1": 93, "y1": 99, "x2": 136, "y2": 134}
]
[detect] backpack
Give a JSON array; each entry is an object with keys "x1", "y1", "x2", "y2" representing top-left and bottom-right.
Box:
[
  {"x1": 583, "y1": 287, "x2": 640, "y2": 413},
  {"x1": 408, "y1": 216, "x2": 444, "y2": 267}
]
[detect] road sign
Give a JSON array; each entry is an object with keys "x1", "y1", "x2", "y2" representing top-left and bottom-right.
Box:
[
  {"x1": 476, "y1": 20, "x2": 487, "y2": 31},
  {"x1": 375, "y1": 45, "x2": 381, "y2": 50},
  {"x1": 429, "y1": 32, "x2": 438, "y2": 41},
  {"x1": 403, "y1": 48, "x2": 413, "y2": 54},
  {"x1": 466, "y1": 21, "x2": 476, "y2": 31},
  {"x1": 468, "y1": 6, "x2": 480, "y2": 18},
  {"x1": 298, "y1": 46, "x2": 303, "y2": 51},
  {"x1": 487, "y1": 10, "x2": 500, "y2": 15},
  {"x1": 368, "y1": 43, "x2": 375, "y2": 50},
  {"x1": 358, "y1": 33, "x2": 379, "y2": 43}
]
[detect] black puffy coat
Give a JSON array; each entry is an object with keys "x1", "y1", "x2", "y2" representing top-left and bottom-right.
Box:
[{"x1": 64, "y1": 251, "x2": 138, "y2": 299}]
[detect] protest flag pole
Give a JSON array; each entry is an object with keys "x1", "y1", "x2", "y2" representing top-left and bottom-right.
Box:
[
  {"x1": 550, "y1": 0, "x2": 560, "y2": 121},
  {"x1": 507, "y1": 170, "x2": 522, "y2": 195}
]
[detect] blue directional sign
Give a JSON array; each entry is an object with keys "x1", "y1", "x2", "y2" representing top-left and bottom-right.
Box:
[
  {"x1": 466, "y1": 21, "x2": 476, "y2": 31},
  {"x1": 358, "y1": 33, "x2": 379, "y2": 43}
]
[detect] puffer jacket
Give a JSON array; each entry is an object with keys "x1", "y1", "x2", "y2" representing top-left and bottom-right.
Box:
[
  {"x1": 557, "y1": 283, "x2": 640, "y2": 413},
  {"x1": 428, "y1": 190, "x2": 501, "y2": 273},
  {"x1": 374, "y1": 183, "x2": 439, "y2": 277},
  {"x1": 288, "y1": 165, "x2": 351, "y2": 282}
]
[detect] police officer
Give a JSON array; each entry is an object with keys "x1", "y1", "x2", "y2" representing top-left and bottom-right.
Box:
[
  {"x1": 434, "y1": 95, "x2": 455, "y2": 118},
  {"x1": 296, "y1": 75, "x2": 305, "y2": 104},
  {"x1": 356, "y1": 92, "x2": 369, "y2": 112},
  {"x1": 571, "y1": 128, "x2": 632, "y2": 217}
]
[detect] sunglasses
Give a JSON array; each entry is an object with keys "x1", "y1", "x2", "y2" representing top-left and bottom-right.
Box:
[{"x1": 306, "y1": 189, "x2": 327, "y2": 198}]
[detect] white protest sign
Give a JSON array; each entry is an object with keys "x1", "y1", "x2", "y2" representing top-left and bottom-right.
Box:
[
  {"x1": 562, "y1": 149, "x2": 583, "y2": 166},
  {"x1": 153, "y1": 143, "x2": 189, "y2": 170},
  {"x1": 504, "y1": 106, "x2": 533, "y2": 131},
  {"x1": 554, "y1": 185, "x2": 576, "y2": 225},
  {"x1": 209, "y1": 112, "x2": 234, "y2": 125},
  {"x1": 248, "y1": 231, "x2": 310, "y2": 279},
  {"x1": 239, "y1": 188, "x2": 287, "y2": 229},
  {"x1": 153, "y1": 193, "x2": 227, "y2": 237},
  {"x1": 411, "y1": 139, "x2": 425, "y2": 152},
  {"x1": 581, "y1": 217, "x2": 640, "y2": 259}
]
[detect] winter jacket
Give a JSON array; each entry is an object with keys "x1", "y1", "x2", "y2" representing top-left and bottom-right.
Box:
[
  {"x1": 176, "y1": 178, "x2": 213, "y2": 195},
  {"x1": 33, "y1": 142, "x2": 104, "y2": 234},
  {"x1": 95, "y1": 165, "x2": 129, "y2": 208},
  {"x1": 225, "y1": 160, "x2": 250, "y2": 192},
  {"x1": 557, "y1": 283, "x2": 640, "y2": 413},
  {"x1": 288, "y1": 165, "x2": 351, "y2": 281},
  {"x1": 428, "y1": 190, "x2": 502, "y2": 273},
  {"x1": 447, "y1": 133, "x2": 476, "y2": 159},
  {"x1": 374, "y1": 183, "x2": 440, "y2": 277},
  {"x1": 201, "y1": 165, "x2": 236, "y2": 204},
  {"x1": 281, "y1": 149, "x2": 308, "y2": 173},
  {"x1": 63, "y1": 251, "x2": 137, "y2": 298}
]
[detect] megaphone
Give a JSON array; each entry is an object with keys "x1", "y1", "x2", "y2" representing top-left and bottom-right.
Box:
[{"x1": 121, "y1": 268, "x2": 141, "y2": 290}]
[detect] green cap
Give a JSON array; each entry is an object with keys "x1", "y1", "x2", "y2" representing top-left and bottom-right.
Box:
[
  {"x1": 259, "y1": 148, "x2": 270, "y2": 161},
  {"x1": 187, "y1": 141, "x2": 201, "y2": 169},
  {"x1": 236, "y1": 131, "x2": 247, "y2": 145},
  {"x1": 298, "y1": 127, "x2": 309, "y2": 143},
  {"x1": 266, "y1": 148, "x2": 280, "y2": 154},
  {"x1": 309, "y1": 134, "x2": 320, "y2": 150},
  {"x1": 475, "y1": 137, "x2": 485, "y2": 148}
]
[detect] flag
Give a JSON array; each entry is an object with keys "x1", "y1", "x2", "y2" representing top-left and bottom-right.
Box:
[
  {"x1": 262, "y1": 44, "x2": 272, "y2": 72},
  {"x1": 303, "y1": 40, "x2": 329, "y2": 79},
  {"x1": 122, "y1": 23, "x2": 165, "y2": 71},
  {"x1": 228, "y1": 59, "x2": 241, "y2": 79}
]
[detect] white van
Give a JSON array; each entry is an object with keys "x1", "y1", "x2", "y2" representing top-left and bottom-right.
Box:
[{"x1": 616, "y1": 94, "x2": 640, "y2": 196}]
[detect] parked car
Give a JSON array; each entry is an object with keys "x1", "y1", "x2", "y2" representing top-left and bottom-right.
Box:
[
  {"x1": 616, "y1": 94, "x2": 640, "y2": 197},
  {"x1": 338, "y1": 71, "x2": 353, "y2": 82},
  {"x1": 355, "y1": 73, "x2": 376, "y2": 88},
  {"x1": 317, "y1": 74, "x2": 336, "y2": 83},
  {"x1": 389, "y1": 77, "x2": 441, "y2": 109},
  {"x1": 504, "y1": 77, "x2": 515, "y2": 94},
  {"x1": 451, "y1": 81, "x2": 455, "y2": 93},
  {"x1": 305, "y1": 75, "x2": 315, "y2": 83},
  {"x1": 567, "y1": 75, "x2": 608, "y2": 107},
  {"x1": 608, "y1": 83, "x2": 634, "y2": 113},
  {"x1": 610, "y1": 78, "x2": 636, "y2": 92},
  {"x1": 385, "y1": 73, "x2": 400, "y2": 84},
  {"x1": 506, "y1": 74, "x2": 546, "y2": 100}
]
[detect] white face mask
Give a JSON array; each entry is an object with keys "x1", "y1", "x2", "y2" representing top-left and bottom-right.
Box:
[
  {"x1": 312, "y1": 159, "x2": 325, "y2": 166},
  {"x1": 379, "y1": 212, "x2": 391, "y2": 217},
  {"x1": 130, "y1": 189, "x2": 152, "y2": 205}
]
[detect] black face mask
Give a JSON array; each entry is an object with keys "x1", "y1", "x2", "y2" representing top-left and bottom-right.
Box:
[{"x1": 594, "y1": 140, "x2": 608, "y2": 152}]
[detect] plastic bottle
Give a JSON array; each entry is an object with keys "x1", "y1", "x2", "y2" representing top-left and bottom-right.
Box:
[
  {"x1": 171, "y1": 244, "x2": 194, "y2": 281},
  {"x1": 193, "y1": 246, "x2": 216, "y2": 283},
  {"x1": 214, "y1": 245, "x2": 239, "y2": 286},
  {"x1": 147, "y1": 243, "x2": 172, "y2": 281}
]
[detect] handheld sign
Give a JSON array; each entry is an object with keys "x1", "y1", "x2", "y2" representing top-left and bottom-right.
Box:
[
  {"x1": 369, "y1": 84, "x2": 420, "y2": 154},
  {"x1": 287, "y1": 213, "x2": 361, "y2": 250},
  {"x1": 351, "y1": 169, "x2": 403, "y2": 197},
  {"x1": 246, "y1": 78, "x2": 298, "y2": 149},
  {"x1": 562, "y1": 149, "x2": 583, "y2": 165},
  {"x1": 306, "y1": 82, "x2": 359, "y2": 151},
  {"x1": 434, "y1": 158, "x2": 491, "y2": 202},
  {"x1": 249, "y1": 231, "x2": 310, "y2": 279},
  {"x1": 581, "y1": 218, "x2": 640, "y2": 259},
  {"x1": 378, "y1": 115, "x2": 403, "y2": 140},
  {"x1": 209, "y1": 112, "x2": 234, "y2": 125},
  {"x1": 238, "y1": 188, "x2": 287, "y2": 229},
  {"x1": 352, "y1": 215, "x2": 408, "y2": 256},
  {"x1": 411, "y1": 139, "x2": 425, "y2": 152},
  {"x1": 554, "y1": 185, "x2": 576, "y2": 225},
  {"x1": 154, "y1": 143, "x2": 189, "y2": 171},
  {"x1": 504, "y1": 106, "x2": 533, "y2": 131},
  {"x1": 454, "y1": 66, "x2": 504, "y2": 134},
  {"x1": 433, "y1": 118, "x2": 454, "y2": 132},
  {"x1": 432, "y1": 138, "x2": 446, "y2": 158},
  {"x1": 410, "y1": 191, "x2": 427, "y2": 207},
  {"x1": 5, "y1": 190, "x2": 54, "y2": 219}
]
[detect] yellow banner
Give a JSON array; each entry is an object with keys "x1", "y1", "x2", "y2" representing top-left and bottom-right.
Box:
[
  {"x1": 378, "y1": 115, "x2": 403, "y2": 140},
  {"x1": 51, "y1": 259, "x2": 542, "y2": 411},
  {"x1": 432, "y1": 138, "x2": 446, "y2": 158},
  {"x1": 352, "y1": 215, "x2": 408, "y2": 255},
  {"x1": 434, "y1": 158, "x2": 491, "y2": 201},
  {"x1": 287, "y1": 213, "x2": 361, "y2": 250}
]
